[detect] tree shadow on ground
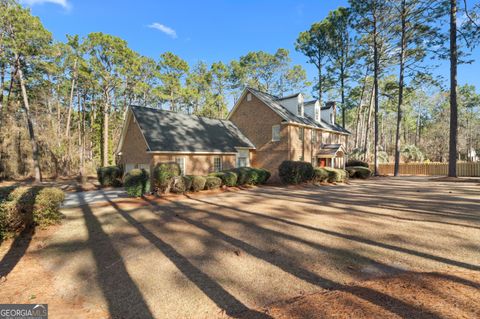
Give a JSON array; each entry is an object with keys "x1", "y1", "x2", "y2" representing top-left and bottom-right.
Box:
[
  {"x1": 77, "y1": 193, "x2": 154, "y2": 318},
  {"x1": 188, "y1": 196, "x2": 480, "y2": 272},
  {"x1": 142, "y1": 197, "x2": 444, "y2": 319},
  {"x1": 106, "y1": 198, "x2": 271, "y2": 319}
]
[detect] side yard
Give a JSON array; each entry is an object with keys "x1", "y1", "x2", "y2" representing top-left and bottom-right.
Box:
[{"x1": 0, "y1": 177, "x2": 479, "y2": 318}]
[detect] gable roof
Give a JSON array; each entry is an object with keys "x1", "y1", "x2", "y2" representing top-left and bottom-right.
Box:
[
  {"x1": 317, "y1": 144, "x2": 346, "y2": 157},
  {"x1": 230, "y1": 88, "x2": 350, "y2": 135},
  {"x1": 127, "y1": 106, "x2": 254, "y2": 153}
]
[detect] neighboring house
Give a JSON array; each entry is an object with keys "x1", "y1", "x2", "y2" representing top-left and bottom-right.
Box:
[
  {"x1": 228, "y1": 88, "x2": 350, "y2": 180},
  {"x1": 116, "y1": 87, "x2": 350, "y2": 182},
  {"x1": 116, "y1": 106, "x2": 255, "y2": 176}
]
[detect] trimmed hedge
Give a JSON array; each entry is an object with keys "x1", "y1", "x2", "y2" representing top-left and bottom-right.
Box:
[
  {"x1": 322, "y1": 167, "x2": 348, "y2": 183},
  {"x1": 346, "y1": 166, "x2": 372, "y2": 179},
  {"x1": 97, "y1": 166, "x2": 122, "y2": 187},
  {"x1": 124, "y1": 169, "x2": 150, "y2": 197},
  {"x1": 210, "y1": 171, "x2": 238, "y2": 187},
  {"x1": 346, "y1": 159, "x2": 369, "y2": 168},
  {"x1": 278, "y1": 161, "x2": 314, "y2": 184},
  {"x1": 313, "y1": 168, "x2": 329, "y2": 183},
  {"x1": 190, "y1": 175, "x2": 206, "y2": 192},
  {"x1": 204, "y1": 176, "x2": 222, "y2": 190},
  {"x1": 0, "y1": 186, "x2": 64, "y2": 240},
  {"x1": 255, "y1": 168, "x2": 271, "y2": 184},
  {"x1": 171, "y1": 176, "x2": 192, "y2": 194},
  {"x1": 153, "y1": 162, "x2": 181, "y2": 193}
]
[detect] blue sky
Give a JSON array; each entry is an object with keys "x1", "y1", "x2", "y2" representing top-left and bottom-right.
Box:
[{"x1": 23, "y1": 0, "x2": 480, "y2": 94}]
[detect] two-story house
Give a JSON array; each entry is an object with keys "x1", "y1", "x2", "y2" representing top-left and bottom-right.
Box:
[
  {"x1": 116, "y1": 87, "x2": 350, "y2": 182},
  {"x1": 228, "y1": 88, "x2": 350, "y2": 180}
]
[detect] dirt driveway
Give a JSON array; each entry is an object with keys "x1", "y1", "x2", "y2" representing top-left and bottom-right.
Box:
[{"x1": 0, "y1": 177, "x2": 479, "y2": 318}]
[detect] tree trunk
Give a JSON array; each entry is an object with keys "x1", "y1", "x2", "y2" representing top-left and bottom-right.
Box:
[
  {"x1": 102, "y1": 91, "x2": 110, "y2": 167},
  {"x1": 340, "y1": 64, "x2": 346, "y2": 128},
  {"x1": 373, "y1": 14, "x2": 380, "y2": 176},
  {"x1": 394, "y1": 0, "x2": 407, "y2": 177},
  {"x1": 448, "y1": 0, "x2": 458, "y2": 177},
  {"x1": 363, "y1": 86, "x2": 375, "y2": 162},
  {"x1": 354, "y1": 70, "x2": 369, "y2": 148},
  {"x1": 65, "y1": 59, "x2": 77, "y2": 138},
  {"x1": 16, "y1": 57, "x2": 41, "y2": 182},
  {"x1": 318, "y1": 62, "x2": 323, "y2": 106}
]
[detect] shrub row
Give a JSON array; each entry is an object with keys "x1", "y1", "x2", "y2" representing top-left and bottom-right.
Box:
[
  {"x1": 0, "y1": 186, "x2": 64, "y2": 241},
  {"x1": 279, "y1": 160, "x2": 348, "y2": 185},
  {"x1": 97, "y1": 166, "x2": 123, "y2": 187},
  {"x1": 345, "y1": 166, "x2": 372, "y2": 179},
  {"x1": 149, "y1": 164, "x2": 271, "y2": 196},
  {"x1": 124, "y1": 169, "x2": 150, "y2": 197},
  {"x1": 345, "y1": 159, "x2": 369, "y2": 168},
  {"x1": 278, "y1": 161, "x2": 314, "y2": 184}
]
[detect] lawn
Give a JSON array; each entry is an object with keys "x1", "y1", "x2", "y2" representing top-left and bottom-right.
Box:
[{"x1": 0, "y1": 177, "x2": 479, "y2": 318}]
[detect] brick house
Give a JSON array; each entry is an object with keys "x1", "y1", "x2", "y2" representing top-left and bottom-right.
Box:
[
  {"x1": 116, "y1": 106, "x2": 255, "y2": 176},
  {"x1": 116, "y1": 87, "x2": 350, "y2": 181},
  {"x1": 228, "y1": 88, "x2": 350, "y2": 180}
]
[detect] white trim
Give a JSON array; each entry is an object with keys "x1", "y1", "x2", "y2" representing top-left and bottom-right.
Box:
[
  {"x1": 272, "y1": 124, "x2": 281, "y2": 142},
  {"x1": 148, "y1": 151, "x2": 239, "y2": 155},
  {"x1": 213, "y1": 156, "x2": 222, "y2": 172},
  {"x1": 175, "y1": 156, "x2": 186, "y2": 176},
  {"x1": 227, "y1": 89, "x2": 249, "y2": 120},
  {"x1": 115, "y1": 107, "x2": 152, "y2": 154},
  {"x1": 231, "y1": 88, "x2": 350, "y2": 136}
]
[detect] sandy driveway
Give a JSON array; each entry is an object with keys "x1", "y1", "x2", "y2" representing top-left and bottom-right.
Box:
[{"x1": 0, "y1": 177, "x2": 479, "y2": 318}]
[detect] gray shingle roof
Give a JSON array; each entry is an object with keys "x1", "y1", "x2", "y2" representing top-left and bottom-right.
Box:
[
  {"x1": 130, "y1": 106, "x2": 254, "y2": 153},
  {"x1": 317, "y1": 144, "x2": 343, "y2": 156},
  {"x1": 247, "y1": 88, "x2": 350, "y2": 135}
]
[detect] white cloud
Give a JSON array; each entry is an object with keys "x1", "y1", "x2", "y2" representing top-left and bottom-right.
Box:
[
  {"x1": 148, "y1": 22, "x2": 177, "y2": 39},
  {"x1": 21, "y1": 0, "x2": 71, "y2": 9}
]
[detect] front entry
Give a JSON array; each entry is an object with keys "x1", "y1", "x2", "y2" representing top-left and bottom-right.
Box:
[{"x1": 318, "y1": 158, "x2": 327, "y2": 167}]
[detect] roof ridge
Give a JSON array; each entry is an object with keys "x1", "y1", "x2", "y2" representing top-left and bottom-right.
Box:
[{"x1": 130, "y1": 105, "x2": 232, "y2": 123}]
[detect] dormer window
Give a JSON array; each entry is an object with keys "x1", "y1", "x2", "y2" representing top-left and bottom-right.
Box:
[
  {"x1": 297, "y1": 102, "x2": 303, "y2": 117},
  {"x1": 315, "y1": 105, "x2": 320, "y2": 122},
  {"x1": 330, "y1": 112, "x2": 334, "y2": 124}
]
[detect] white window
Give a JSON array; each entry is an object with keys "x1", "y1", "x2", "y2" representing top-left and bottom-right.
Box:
[
  {"x1": 299, "y1": 127, "x2": 304, "y2": 140},
  {"x1": 272, "y1": 125, "x2": 280, "y2": 142},
  {"x1": 312, "y1": 130, "x2": 317, "y2": 143},
  {"x1": 247, "y1": 93, "x2": 252, "y2": 101},
  {"x1": 175, "y1": 157, "x2": 186, "y2": 176},
  {"x1": 213, "y1": 156, "x2": 222, "y2": 172},
  {"x1": 236, "y1": 149, "x2": 249, "y2": 167},
  {"x1": 315, "y1": 105, "x2": 320, "y2": 122},
  {"x1": 297, "y1": 102, "x2": 303, "y2": 116}
]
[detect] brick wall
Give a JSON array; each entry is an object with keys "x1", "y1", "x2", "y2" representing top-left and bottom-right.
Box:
[
  {"x1": 151, "y1": 154, "x2": 236, "y2": 176},
  {"x1": 119, "y1": 114, "x2": 152, "y2": 166},
  {"x1": 229, "y1": 93, "x2": 289, "y2": 181}
]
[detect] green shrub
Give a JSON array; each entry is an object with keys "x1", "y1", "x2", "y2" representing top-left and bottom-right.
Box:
[
  {"x1": 346, "y1": 166, "x2": 372, "y2": 179},
  {"x1": 33, "y1": 187, "x2": 65, "y2": 226},
  {"x1": 0, "y1": 186, "x2": 64, "y2": 240},
  {"x1": 153, "y1": 162, "x2": 181, "y2": 193},
  {"x1": 345, "y1": 159, "x2": 369, "y2": 168},
  {"x1": 204, "y1": 176, "x2": 222, "y2": 190},
  {"x1": 183, "y1": 176, "x2": 193, "y2": 191},
  {"x1": 323, "y1": 167, "x2": 347, "y2": 183},
  {"x1": 313, "y1": 168, "x2": 329, "y2": 183},
  {"x1": 210, "y1": 171, "x2": 238, "y2": 187},
  {"x1": 255, "y1": 168, "x2": 271, "y2": 184},
  {"x1": 124, "y1": 169, "x2": 150, "y2": 197},
  {"x1": 190, "y1": 175, "x2": 206, "y2": 192},
  {"x1": 278, "y1": 161, "x2": 314, "y2": 184},
  {"x1": 97, "y1": 166, "x2": 123, "y2": 187}
]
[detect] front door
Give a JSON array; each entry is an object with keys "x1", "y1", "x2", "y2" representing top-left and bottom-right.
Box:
[{"x1": 318, "y1": 158, "x2": 326, "y2": 167}]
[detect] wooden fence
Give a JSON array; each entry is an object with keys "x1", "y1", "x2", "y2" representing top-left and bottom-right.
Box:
[{"x1": 371, "y1": 162, "x2": 480, "y2": 177}]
